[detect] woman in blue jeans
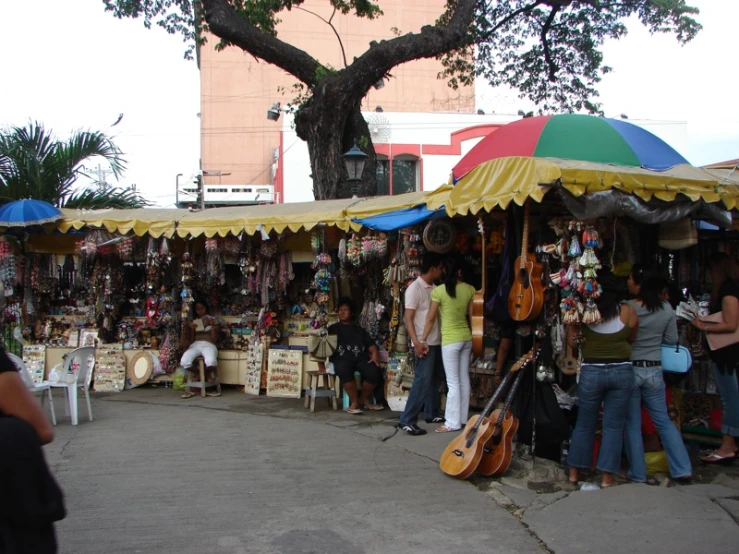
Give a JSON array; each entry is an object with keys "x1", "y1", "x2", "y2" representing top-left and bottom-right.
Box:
[
  {"x1": 568, "y1": 273, "x2": 638, "y2": 488},
  {"x1": 624, "y1": 264, "x2": 692, "y2": 481},
  {"x1": 690, "y1": 252, "x2": 739, "y2": 463}
]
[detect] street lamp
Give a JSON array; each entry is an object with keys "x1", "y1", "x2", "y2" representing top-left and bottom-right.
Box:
[{"x1": 342, "y1": 140, "x2": 368, "y2": 197}]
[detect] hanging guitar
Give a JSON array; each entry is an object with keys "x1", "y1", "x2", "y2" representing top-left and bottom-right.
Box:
[
  {"x1": 508, "y1": 201, "x2": 545, "y2": 322},
  {"x1": 476, "y1": 357, "x2": 531, "y2": 477},
  {"x1": 439, "y1": 348, "x2": 536, "y2": 479},
  {"x1": 556, "y1": 341, "x2": 579, "y2": 376},
  {"x1": 471, "y1": 217, "x2": 486, "y2": 358}
]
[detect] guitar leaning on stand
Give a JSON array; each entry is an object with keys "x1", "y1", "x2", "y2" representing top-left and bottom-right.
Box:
[
  {"x1": 439, "y1": 348, "x2": 536, "y2": 479},
  {"x1": 476, "y1": 362, "x2": 529, "y2": 477},
  {"x1": 471, "y1": 217, "x2": 486, "y2": 358},
  {"x1": 508, "y1": 201, "x2": 544, "y2": 322}
]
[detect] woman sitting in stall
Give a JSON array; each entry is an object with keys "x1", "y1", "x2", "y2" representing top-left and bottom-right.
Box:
[
  {"x1": 180, "y1": 300, "x2": 221, "y2": 399},
  {"x1": 319, "y1": 297, "x2": 383, "y2": 415}
]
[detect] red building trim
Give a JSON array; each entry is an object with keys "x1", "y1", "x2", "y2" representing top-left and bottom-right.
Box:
[{"x1": 422, "y1": 124, "x2": 501, "y2": 156}]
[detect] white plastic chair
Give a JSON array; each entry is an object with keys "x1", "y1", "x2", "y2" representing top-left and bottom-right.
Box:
[
  {"x1": 50, "y1": 347, "x2": 95, "y2": 425},
  {"x1": 8, "y1": 352, "x2": 57, "y2": 425}
]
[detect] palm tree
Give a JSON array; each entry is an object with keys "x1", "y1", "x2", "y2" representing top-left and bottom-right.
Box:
[{"x1": 0, "y1": 122, "x2": 148, "y2": 209}]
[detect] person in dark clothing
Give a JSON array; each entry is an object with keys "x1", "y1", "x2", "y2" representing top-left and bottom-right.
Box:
[
  {"x1": 691, "y1": 252, "x2": 739, "y2": 463},
  {"x1": 319, "y1": 297, "x2": 383, "y2": 414},
  {"x1": 0, "y1": 348, "x2": 66, "y2": 553}
]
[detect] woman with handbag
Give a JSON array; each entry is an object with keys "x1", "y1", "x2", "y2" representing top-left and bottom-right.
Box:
[
  {"x1": 624, "y1": 264, "x2": 692, "y2": 482},
  {"x1": 319, "y1": 297, "x2": 383, "y2": 415},
  {"x1": 690, "y1": 252, "x2": 739, "y2": 464}
]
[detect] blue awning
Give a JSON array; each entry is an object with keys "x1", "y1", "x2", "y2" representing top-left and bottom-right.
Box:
[{"x1": 352, "y1": 204, "x2": 445, "y2": 231}]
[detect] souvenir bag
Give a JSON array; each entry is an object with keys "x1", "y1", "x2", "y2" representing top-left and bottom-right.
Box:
[
  {"x1": 308, "y1": 330, "x2": 338, "y2": 361},
  {"x1": 661, "y1": 343, "x2": 692, "y2": 373}
]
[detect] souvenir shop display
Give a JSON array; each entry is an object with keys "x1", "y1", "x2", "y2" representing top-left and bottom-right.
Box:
[
  {"x1": 266, "y1": 349, "x2": 303, "y2": 398},
  {"x1": 22, "y1": 345, "x2": 46, "y2": 385},
  {"x1": 94, "y1": 345, "x2": 127, "y2": 393},
  {"x1": 244, "y1": 338, "x2": 265, "y2": 395}
]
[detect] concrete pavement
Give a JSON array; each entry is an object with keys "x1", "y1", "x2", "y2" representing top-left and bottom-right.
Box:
[{"x1": 44, "y1": 387, "x2": 739, "y2": 553}]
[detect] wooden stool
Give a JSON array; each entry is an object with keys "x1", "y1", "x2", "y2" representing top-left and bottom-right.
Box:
[
  {"x1": 186, "y1": 357, "x2": 222, "y2": 398},
  {"x1": 304, "y1": 371, "x2": 338, "y2": 412}
]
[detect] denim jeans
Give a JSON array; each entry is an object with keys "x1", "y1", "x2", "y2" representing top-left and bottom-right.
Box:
[
  {"x1": 624, "y1": 366, "x2": 692, "y2": 481},
  {"x1": 568, "y1": 363, "x2": 633, "y2": 474},
  {"x1": 713, "y1": 365, "x2": 739, "y2": 437},
  {"x1": 441, "y1": 341, "x2": 472, "y2": 430},
  {"x1": 399, "y1": 345, "x2": 444, "y2": 426}
]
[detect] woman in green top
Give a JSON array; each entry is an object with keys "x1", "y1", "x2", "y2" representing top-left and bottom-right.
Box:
[
  {"x1": 567, "y1": 272, "x2": 638, "y2": 488},
  {"x1": 420, "y1": 257, "x2": 476, "y2": 432}
]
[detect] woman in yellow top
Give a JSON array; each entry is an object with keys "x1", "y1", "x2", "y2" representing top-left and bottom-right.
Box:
[{"x1": 420, "y1": 257, "x2": 476, "y2": 432}]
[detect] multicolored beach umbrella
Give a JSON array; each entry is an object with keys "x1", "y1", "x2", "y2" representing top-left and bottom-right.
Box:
[{"x1": 452, "y1": 114, "x2": 690, "y2": 183}]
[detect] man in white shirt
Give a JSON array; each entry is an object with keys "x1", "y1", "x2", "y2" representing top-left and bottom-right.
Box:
[{"x1": 399, "y1": 252, "x2": 445, "y2": 436}]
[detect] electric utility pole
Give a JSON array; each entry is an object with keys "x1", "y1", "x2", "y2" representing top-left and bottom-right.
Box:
[{"x1": 90, "y1": 163, "x2": 114, "y2": 191}]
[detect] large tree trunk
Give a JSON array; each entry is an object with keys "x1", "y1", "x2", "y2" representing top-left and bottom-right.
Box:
[{"x1": 294, "y1": 77, "x2": 376, "y2": 200}]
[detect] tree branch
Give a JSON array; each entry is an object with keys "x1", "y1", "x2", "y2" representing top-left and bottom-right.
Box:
[
  {"x1": 297, "y1": 6, "x2": 348, "y2": 68},
  {"x1": 478, "y1": 1, "x2": 547, "y2": 41},
  {"x1": 341, "y1": 0, "x2": 478, "y2": 97},
  {"x1": 541, "y1": 5, "x2": 561, "y2": 81},
  {"x1": 202, "y1": 0, "x2": 322, "y2": 87}
]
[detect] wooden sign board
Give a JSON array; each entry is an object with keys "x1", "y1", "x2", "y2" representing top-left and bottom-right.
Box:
[{"x1": 266, "y1": 349, "x2": 303, "y2": 398}]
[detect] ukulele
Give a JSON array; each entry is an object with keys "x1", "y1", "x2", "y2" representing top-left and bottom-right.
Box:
[
  {"x1": 439, "y1": 349, "x2": 535, "y2": 479},
  {"x1": 556, "y1": 341, "x2": 579, "y2": 376},
  {"x1": 471, "y1": 217, "x2": 486, "y2": 358},
  {"x1": 477, "y1": 360, "x2": 530, "y2": 477},
  {"x1": 508, "y1": 201, "x2": 545, "y2": 322}
]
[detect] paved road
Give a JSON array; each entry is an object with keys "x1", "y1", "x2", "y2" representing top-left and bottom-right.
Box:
[{"x1": 44, "y1": 390, "x2": 542, "y2": 554}]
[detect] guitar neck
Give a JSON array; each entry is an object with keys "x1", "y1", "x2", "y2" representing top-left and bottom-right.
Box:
[
  {"x1": 520, "y1": 202, "x2": 530, "y2": 268},
  {"x1": 496, "y1": 363, "x2": 527, "y2": 427},
  {"x1": 478, "y1": 216, "x2": 486, "y2": 293}
]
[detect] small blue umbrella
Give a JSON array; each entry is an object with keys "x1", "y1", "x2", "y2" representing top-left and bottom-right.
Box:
[{"x1": 0, "y1": 199, "x2": 64, "y2": 228}]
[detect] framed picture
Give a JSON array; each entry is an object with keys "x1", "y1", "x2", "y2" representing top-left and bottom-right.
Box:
[
  {"x1": 67, "y1": 329, "x2": 80, "y2": 348},
  {"x1": 266, "y1": 349, "x2": 303, "y2": 398},
  {"x1": 79, "y1": 329, "x2": 98, "y2": 348}
]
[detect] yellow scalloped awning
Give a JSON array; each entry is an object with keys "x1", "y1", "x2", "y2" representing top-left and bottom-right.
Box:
[
  {"x1": 345, "y1": 186, "x2": 451, "y2": 220},
  {"x1": 57, "y1": 208, "x2": 190, "y2": 238},
  {"x1": 445, "y1": 157, "x2": 739, "y2": 216},
  {"x1": 175, "y1": 198, "x2": 362, "y2": 238}
]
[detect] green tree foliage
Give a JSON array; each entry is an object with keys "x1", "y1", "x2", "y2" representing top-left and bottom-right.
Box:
[{"x1": 0, "y1": 122, "x2": 148, "y2": 209}]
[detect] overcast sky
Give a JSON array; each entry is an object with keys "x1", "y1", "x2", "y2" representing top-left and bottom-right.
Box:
[{"x1": 1, "y1": 0, "x2": 736, "y2": 208}]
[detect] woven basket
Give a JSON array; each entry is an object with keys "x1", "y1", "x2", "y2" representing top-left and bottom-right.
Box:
[{"x1": 658, "y1": 219, "x2": 697, "y2": 250}]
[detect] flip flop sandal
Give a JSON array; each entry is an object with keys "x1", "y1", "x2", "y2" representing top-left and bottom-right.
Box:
[
  {"x1": 206, "y1": 391, "x2": 221, "y2": 397},
  {"x1": 364, "y1": 404, "x2": 385, "y2": 411},
  {"x1": 345, "y1": 408, "x2": 363, "y2": 415},
  {"x1": 181, "y1": 392, "x2": 195, "y2": 399},
  {"x1": 434, "y1": 426, "x2": 461, "y2": 433},
  {"x1": 700, "y1": 452, "x2": 736, "y2": 464}
]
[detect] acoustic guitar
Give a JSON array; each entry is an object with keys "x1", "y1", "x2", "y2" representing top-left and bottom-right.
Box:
[
  {"x1": 508, "y1": 201, "x2": 545, "y2": 322},
  {"x1": 439, "y1": 349, "x2": 534, "y2": 479},
  {"x1": 471, "y1": 217, "x2": 486, "y2": 358},
  {"x1": 477, "y1": 357, "x2": 531, "y2": 477},
  {"x1": 556, "y1": 342, "x2": 579, "y2": 376}
]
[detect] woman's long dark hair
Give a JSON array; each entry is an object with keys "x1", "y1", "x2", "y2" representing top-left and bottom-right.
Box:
[
  {"x1": 632, "y1": 263, "x2": 668, "y2": 313},
  {"x1": 443, "y1": 256, "x2": 463, "y2": 298},
  {"x1": 596, "y1": 270, "x2": 626, "y2": 322}
]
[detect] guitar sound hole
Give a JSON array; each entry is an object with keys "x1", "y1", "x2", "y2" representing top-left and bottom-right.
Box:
[
  {"x1": 453, "y1": 449, "x2": 465, "y2": 458},
  {"x1": 517, "y1": 269, "x2": 530, "y2": 288}
]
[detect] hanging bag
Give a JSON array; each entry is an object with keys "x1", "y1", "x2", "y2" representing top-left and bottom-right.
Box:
[
  {"x1": 309, "y1": 329, "x2": 338, "y2": 360},
  {"x1": 661, "y1": 343, "x2": 692, "y2": 373}
]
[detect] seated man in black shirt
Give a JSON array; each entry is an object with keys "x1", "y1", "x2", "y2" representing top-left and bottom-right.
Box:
[{"x1": 319, "y1": 297, "x2": 384, "y2": 414}]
